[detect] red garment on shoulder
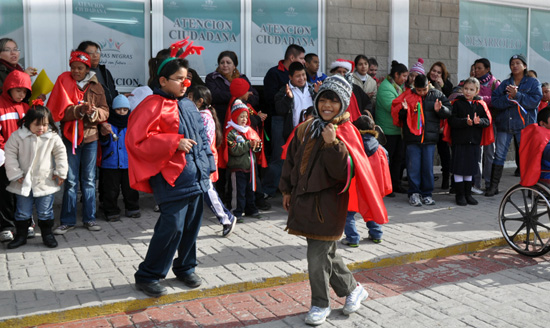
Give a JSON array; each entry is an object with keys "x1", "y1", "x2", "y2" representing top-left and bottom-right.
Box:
[
  {"x1": 336, "y1": 121, "x2": 388, "y2": 224},
  {"x1": 346, "y1": 93, "x2": 362, "y2": 122},
  {"x1": 519, "y1": 124, "x2": 550, "y2": 187},
  {"x1": 126, "y1": 95, "x2": 186, "y2": 193},
  {"x1": 47, "y1": 72, "x2": 86, "y2": 144},
  {"x1": 391, "y1": 89, "x2": 423, "y2": 135},
  {"x1": 442, "y1": 99, "x2": 494, "y2": 146},
  {"x1": 369, "y1": 146, "x2": 392, "y2": 197}
]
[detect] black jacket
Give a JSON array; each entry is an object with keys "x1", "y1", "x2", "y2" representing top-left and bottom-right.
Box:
[
  {"x1": 95, "y1": 65, "x2": 118, "y2": 109},
  {"x1": 399, "y1": 88, "x2": 452, "y2": 145},
  {"x1": 448, "y1": 95, "x2": 490, "y2": 145}
]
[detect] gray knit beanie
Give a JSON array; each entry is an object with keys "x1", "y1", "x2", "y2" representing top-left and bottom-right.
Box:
[{"x1": 310, "y1": 74, "x2": 353, "y2": 138}]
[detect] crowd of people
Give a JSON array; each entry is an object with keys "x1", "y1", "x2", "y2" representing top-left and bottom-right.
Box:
[{"x1": 1, "y1": 36, "x2": 548, "y2": 326}]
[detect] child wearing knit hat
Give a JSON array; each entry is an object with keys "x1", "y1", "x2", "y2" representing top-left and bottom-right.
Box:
[
  {"x1": 408, "y1": 58, "x2": 425, "y2": 89},
  {"x1": 280, "y1": 75, "x2": 389, "y2": 325},
  {"x1": 99, "y1": 94, "x2": 140, "y2": 221}
]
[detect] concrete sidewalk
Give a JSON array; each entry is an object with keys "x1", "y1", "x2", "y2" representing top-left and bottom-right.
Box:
[{"x1": 0, "y1": 170, "x2": 521, "y2": 327}]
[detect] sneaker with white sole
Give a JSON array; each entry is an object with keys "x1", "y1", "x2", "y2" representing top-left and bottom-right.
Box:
[
  {"x1": 84, "y1": 221, "x2": 102, "y2": 231},
  {"x1": 471, "y1": 186, "x2": 484, "y2": 195},
  {"x1": 340, "y1": 239, "x2": 359, "y2": 248},
  {"x1": 304, "y1": 306, "x2": 331, "y2": 326},
  {"x1": 53, "y1": 225, "x2": 75, "y2": 235},
  {"x1": 342, "y1": 283, "x2": 368, "y2": 315},
  {"x1": 0, "y1": 230, "x2": 14, "y2": 242},
  {"x1": 27, "y1": 226, "x2": 35, "y2": 239},
  {"x1": 422, "y1": 196, "x2": 436, "y2": 205},
  {"x1": 409, "y1": 193, "x2": 422, "y2": 207}
]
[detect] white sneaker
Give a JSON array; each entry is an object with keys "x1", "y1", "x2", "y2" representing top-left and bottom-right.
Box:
[
  {"x1": 304, "y1": 306, "x2": 331, "y2": 326},
  {"x1": 27, "y1": 226, "x2": 35, "y2": 239},
  {"x1": 342, "y1": 284, "x2": 368, "y2": 315},
  {"x1": 409, "y1": 193, "x2": 422, "y2": 207},
  {"x1": 0, "y1": 230, "x2": 14, "y2": 242},
  {"x1": 471, "y1": 186, "x2": 484, "y2": 195}
]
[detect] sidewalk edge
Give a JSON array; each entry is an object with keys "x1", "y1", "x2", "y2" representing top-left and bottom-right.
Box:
[{"x1": 1, "y1": 237, "x2": 508, "y2": 328}]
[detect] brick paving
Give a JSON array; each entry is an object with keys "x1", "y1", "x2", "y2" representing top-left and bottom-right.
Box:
[
  {"x1": 0, "y1": 169, "x2": 534, "y2": 327},
  {"x1": 36, "y1": 247, "x2": 550, "y2": 327}
]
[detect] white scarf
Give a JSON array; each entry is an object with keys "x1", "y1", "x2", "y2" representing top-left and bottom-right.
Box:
[
  {"x1": 226, "y1": 120, "x2": 249, "y2": 134},
  {"x1": 76, "y1": 71, "x2": 96, "y2": 89}
]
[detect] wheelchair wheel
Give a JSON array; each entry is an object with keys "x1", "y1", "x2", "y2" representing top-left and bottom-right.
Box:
[{"x1": 498, "y1": 183, "x2": 550, "y2": 257}]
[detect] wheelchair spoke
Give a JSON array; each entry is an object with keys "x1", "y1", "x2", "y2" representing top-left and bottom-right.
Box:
[
  {"x1": 507, "y1": 198, "x2": 526, "y2": 217},
  {"x1": 501, "y1": 215, "x2": 525, "y2": 222},
  {"x1": 508, "y1": 222, "x2": 526, "y2": 240},
  {"x1": 522, "y1": 190, "x2": 531, "y2": 214}
]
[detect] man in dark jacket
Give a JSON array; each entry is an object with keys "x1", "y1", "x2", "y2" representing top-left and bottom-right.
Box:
[
  {"x1": 262, "y1": 44, "x2": 305, "y2": 197},
  {"x1": 398, "y1": 74, "x2": 451, "y2": 206}
]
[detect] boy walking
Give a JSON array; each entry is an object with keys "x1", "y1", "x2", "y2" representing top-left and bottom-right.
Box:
[{"x1": 280, "y1": 75, "x2": 388, "y2": 325}]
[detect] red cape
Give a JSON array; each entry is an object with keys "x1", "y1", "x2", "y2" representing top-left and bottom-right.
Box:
[
  {"x1": 336, "y1": 121, "x2": 388, "y2": 224},
  {"x1": 369, "y1": 146, "x2": 392, "y2": 198},
  {"x1": 442, "y1": 99, "x2": 494, "y2": 146},
  {"x1": 519, "y1": 124, "x2": 550, "y2": 187},
  {"x1": 391, "y1": 89, "x2": 423, "y2": 136},
  {"x1": 47, "y1": 72, "x2": 86, "y2": 145},
  {"x1": 347, "y1": 93, "x2": 362, "y2": 122},
  {"x1": 125, "y1": 95, "x2": 186, "y2": 193}
]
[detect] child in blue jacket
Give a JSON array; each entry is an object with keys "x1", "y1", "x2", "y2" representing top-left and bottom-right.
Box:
[{"x1": 99, "y1": 94, "x2": 140, "y2": 221}]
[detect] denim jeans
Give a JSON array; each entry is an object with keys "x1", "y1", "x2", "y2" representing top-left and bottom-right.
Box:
[
  {"x1": 406, "y1": 143, "x2": 436, "y2": 197},
  {"x1": 60, "y1": 138, "x2": 97, "y2": 226},
  {"x1": 14, "y1": 192, "x2": 54, "y2": 221},
  {"x1": 344, "y1": 211, "x2": 383, "y2": 244},
  {"x1": 493, "y1": 131, "x2": 522, "y2": 166},
  {"x1": 135, "y1": 194, "x2": 203, "y2": 283},
  {"x1": 262, "y1": 116, "x2": 284, "y2": 196}
]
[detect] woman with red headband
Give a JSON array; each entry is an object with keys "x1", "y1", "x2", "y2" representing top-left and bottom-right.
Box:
[{"x1": 47, "y1": 50, "x2": 109, "y2": 235}]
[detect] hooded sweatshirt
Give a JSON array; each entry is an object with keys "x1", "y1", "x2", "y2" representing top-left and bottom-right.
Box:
[{"x1": 0, "y1": 70, "x2": 31, "y2": 149}]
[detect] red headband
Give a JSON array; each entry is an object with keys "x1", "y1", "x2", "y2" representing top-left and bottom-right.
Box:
[{"x1": 70, "y1": 51, "x2": 91, "y2": 68}]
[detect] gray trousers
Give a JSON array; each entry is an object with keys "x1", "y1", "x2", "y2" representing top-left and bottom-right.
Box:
[{"x1": 307, "y1": 238, "x2": 357, "y2": 308}]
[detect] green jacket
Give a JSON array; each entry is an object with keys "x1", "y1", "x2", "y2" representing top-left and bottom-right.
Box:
[
  {"x1": 375, "y1": 77, "x2": 402, "y2": 135},
  {"x1": 226, "y1": 129, "x2": 261, "y2": 171}
]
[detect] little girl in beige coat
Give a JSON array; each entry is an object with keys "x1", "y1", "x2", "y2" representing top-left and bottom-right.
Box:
[{"x1": 4, "y1": 103, "x2": 67, "y2": 249}]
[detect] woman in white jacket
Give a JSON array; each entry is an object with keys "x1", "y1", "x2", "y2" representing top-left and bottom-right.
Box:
[{"x1": 4, "y1": 103, "x2": 68, "y2": 249}]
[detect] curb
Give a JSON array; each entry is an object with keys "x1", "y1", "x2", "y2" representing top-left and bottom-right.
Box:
[{"x1": 2, "y1": 237, "x2": 509, "y2": 328}]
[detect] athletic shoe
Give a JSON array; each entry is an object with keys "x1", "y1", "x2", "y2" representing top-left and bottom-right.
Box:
[
  {"x1": 422, "y1": 196, "x2": 436, "y2": 205},
  {"x1": 84, "y1": 221, "x2": 102, "y2": 231},
  {"x1": 340, "y1": 239, "x2": 359, "y2": 248},
  {"x1": 0, "y1": 230, "x2": 14, "y2": 242},
  {"x1": 409, "y1": 193, "x2": 422, "y2": 207},
  {"x1": 53, "y1": 225, "x2": 75, "y2": 235},
  {"x1": 304, "y1": 306, "x2": 331, "y2": 326},
  {"x1": 471, "y1": 186, "x2": 484, "y2": 195},
  {"x1": 222, "y1": 216, "x2": 237, "y2": 237},
  {"x1": 342, "y1": 284, "x2": 368, "y2": 315}
]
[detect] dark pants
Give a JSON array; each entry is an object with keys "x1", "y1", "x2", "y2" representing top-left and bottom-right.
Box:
[
  {"x1": 385, "y1": 134, "x2": 405, "y2": 191},
  {"x1": 231, "y1": 171, "x2": 257, "y2": 217},
  {"x1": 307, "y1": 238, "x2": 356, "y2": 308},
  {"x1": 0, "y1": 165, "x2": 15, "y2": 231},
  {"x1": 135, "y1": 194, "x2": 203, "y2": 283},
  {"x1": 437, "y1": 134, "x2": 451, "y2": 175},
  {"x1": 100, "y1": 168, "x2": 139, "y2": 216}
]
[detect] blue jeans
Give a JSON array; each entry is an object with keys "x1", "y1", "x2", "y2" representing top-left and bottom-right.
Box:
[
  {"x1": 406, "y1": 143, "x2": 436, "y2": 197},
  {"x1": 493, "y1": 131, "x2": 522, "y2": 166},
  {"x1": 262, "y1": 116, "x2": 284, "y2": 196},
  {"x1": 14, "y1": 192, "x2": 54, "y2": 221},
  {"x1": 135, "y1": 194, "x2": 203, "y2": 283},
  {"x1": 344, "y1": 211, "x2": 383, "y2": 244},
  {"x1": 60, "y1": 139, "x2": 97, "y2": 226}
]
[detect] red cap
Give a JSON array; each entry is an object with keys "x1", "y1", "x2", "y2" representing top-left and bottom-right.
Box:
[{"x1": 230, "y1": 78, "x2": 250, "y2": 98}]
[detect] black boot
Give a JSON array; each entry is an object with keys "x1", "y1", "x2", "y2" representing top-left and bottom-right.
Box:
[
  {"x1": 464, "y1": 181, "x2": 478, "y2": 205},
  {"x1": 441, "y1": 171, "x2": 450, "y2": 190},
  {"x1": 7, "y1": 219, "x2": 31, "y2": 249},
  {"x1": 38, "y1": 219, "x2": 58, "y2": 248},
  {"x1": 455, "y1": 182, "x2": 467, "y2": 206},
  {"x1": 485, "y1": 164, "x2": 504, "y2": 197}
]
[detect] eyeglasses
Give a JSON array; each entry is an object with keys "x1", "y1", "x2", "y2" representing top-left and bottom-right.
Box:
[
  {"x1": 86, "y1": 51, "x2": 101, "y2": 56},
  {"x1": 1, "y1": 48, "x2": 20, "y2": 53},
  {"x1": 169, "y1": 78, "x2": 192, "y2": 87}
]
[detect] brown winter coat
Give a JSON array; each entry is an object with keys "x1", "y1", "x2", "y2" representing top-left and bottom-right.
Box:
[{"x1": 279, "y1": 113, "x2": 351, "y2": 241}]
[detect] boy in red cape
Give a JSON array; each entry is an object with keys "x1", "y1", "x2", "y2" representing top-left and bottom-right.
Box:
[
  {"x1": 520, "y1": 106, "x2": 550, "y2": 186},
  {"x1": 279, "y1": 75, "x2": 387, "y2": 326}
]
